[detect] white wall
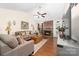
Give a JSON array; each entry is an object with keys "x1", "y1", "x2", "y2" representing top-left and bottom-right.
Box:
[
  {"x1": 71, "y1": 4, "x2": 79, "y2": 42},
  {"x1": 64, "y1": 3, "x2": 70, "y2": 14},
  {"x1": 0, "y1": 8, "x2": 33, "y2": 34}
]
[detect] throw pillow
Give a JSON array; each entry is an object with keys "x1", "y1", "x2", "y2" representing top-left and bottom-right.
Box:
[
  {"x1": 16, "y1": 35, "x2": 25, "y2": 44},
  {"x1": 0, "y1": 34, "x2": 18, "y2": 49}
]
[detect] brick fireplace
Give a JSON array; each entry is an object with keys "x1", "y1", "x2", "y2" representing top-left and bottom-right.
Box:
[{"x1": 39, "y1": 20, "x2": 53, "y2": 37}]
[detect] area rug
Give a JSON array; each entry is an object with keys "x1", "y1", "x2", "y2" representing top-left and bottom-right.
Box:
[{"x1": 34, "y1": 39, "x2": 48, "y2": 54}]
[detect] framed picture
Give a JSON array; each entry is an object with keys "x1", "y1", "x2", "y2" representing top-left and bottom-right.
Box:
[{"x1": 21, "y1": 21, "x2": 29, "y2": 29}]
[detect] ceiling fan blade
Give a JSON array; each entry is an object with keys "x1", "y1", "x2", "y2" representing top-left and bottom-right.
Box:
[
  {"x1": 42, "y1": 13, "x2": 47, "y2": 15},
  {"x1": 41, "y1": 15, "x2": 45, "y2": 18}
]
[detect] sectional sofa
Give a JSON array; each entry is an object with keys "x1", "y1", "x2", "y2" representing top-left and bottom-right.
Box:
[{"x1": 0, "y1": 34, "x2": 34, "y2": 56}]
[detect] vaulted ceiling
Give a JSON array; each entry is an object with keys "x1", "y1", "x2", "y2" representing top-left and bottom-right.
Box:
[{"x1": 0, "y1": 3, "x2": 69, "y2": 21}]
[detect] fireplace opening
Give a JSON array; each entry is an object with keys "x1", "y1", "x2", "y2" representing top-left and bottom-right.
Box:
[{"x1": 43, "y1": 30, "x2": 52, "y2": 36}]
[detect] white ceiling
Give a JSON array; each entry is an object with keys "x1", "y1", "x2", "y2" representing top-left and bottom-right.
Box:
[
  {"x1": 32, "y1": 3, "x2": 65, "y2": 21},
  {"x1": 0, "y1": 3, "x2": 66, "y2": 21},
  {"x1": 0, "y1": 3, "x2": 44, "y2": 12}
]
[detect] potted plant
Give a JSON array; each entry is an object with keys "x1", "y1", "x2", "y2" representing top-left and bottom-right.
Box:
[{"x1": 56, "y1": 21, "x2": 68, "y2": 38}]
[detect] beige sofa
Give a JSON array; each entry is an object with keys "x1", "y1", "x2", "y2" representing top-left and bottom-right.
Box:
[{"x1": 0, "y1": 34, "x2": 34, "y2": 56}]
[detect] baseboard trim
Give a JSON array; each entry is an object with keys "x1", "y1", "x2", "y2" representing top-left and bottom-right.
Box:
[{"x1": 71, "y1": 39, "x2": 78, "y2": 42}]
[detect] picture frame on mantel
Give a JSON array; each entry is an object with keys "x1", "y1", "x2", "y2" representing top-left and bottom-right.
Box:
[{"x1": 21, "y1": 21, "x2": 29, "y2": 29}]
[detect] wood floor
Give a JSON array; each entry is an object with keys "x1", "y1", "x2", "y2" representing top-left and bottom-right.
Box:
[{"x1": 33, "y1": 37, "x2": 57, "y2": 56}]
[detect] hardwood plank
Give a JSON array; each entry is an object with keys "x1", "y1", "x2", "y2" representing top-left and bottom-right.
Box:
[{"x1": 33, "y1": 37, "x2": 57, "y2": 56}]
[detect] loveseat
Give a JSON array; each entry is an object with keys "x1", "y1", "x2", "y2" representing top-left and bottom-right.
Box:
[{"x1": 0, "y1": 34, "x2": 34, "y2": 56}]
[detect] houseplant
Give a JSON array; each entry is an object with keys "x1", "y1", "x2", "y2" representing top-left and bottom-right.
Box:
[{"x1": 56, "y1": 25, "x2": 67, "y2": 38}]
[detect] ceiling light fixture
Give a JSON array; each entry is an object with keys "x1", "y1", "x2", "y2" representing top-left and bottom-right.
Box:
[{"x1": 33, "y1": 5, "x2": 47, "y2": 18}]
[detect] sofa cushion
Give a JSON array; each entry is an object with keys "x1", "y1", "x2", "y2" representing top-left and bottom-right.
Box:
[
  {"x1": 0, "y1": 34, "x2": 18, "y2": 49},
  {"x1": 0, "y1": 40, "x2": 12, "y2": 55}
]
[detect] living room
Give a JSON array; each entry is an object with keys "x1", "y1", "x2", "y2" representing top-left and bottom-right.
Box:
[
  {"x1": 0, "y1": 3, "x2": 71, "y2": 56},
  {"x1": 0, "y1": 3, "x2": 58, "y2": 56}
]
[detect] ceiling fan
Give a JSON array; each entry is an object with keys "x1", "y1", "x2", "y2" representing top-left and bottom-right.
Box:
[{"x1": 33, "y1": 11, "x2": 47, "y2": 18}]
